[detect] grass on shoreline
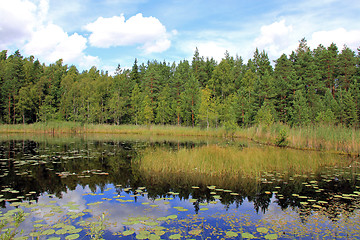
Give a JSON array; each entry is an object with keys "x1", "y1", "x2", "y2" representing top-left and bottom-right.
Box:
[{"x1": 0, "y1": 121, "x2": 359, "y2": 154}]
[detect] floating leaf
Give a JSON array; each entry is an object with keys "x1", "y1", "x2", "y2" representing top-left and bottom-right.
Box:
[
  {"x1": 144, "y1": 221, "x2": 159, "y2": 226},
  {"x1": 65, "y1": 234, "x2": 80, "y2": 240},
  {"x1": 242, "y1": 232, "x2": 255, "y2": 239},
  {"x1": 55, "y1": 229, "x2": 68, "y2": 235},
  {"x1": 265, "y1": 234, "x2": 278, "y2": 239},
  {"x1": 169, "y1": 234, "x2": 182, "y2": 239},
  {"x1": 123, "y1": 230, "x2": 135, "y2": 236},
  {"x1": 226, "y1": 231, "x2": 238, "y2": 237},
  {"x1": 42, "y1": 229, "x2": 55, "y2": 235}
]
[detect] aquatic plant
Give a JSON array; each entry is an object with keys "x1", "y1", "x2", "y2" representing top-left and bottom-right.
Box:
[
  {"x1": 135, "y1": 145, "x2": 350, "y2": 180},
  {"x1": 0, "y1": 209, "x2": 25, "y2": 240}
]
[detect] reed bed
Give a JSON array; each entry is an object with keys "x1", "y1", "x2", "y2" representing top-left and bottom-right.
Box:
[
  {"x1": 1, "y1": 122, "x2": 359, "y2": 154},
  {"x1": 239, "y1": 123, "x2": 360, "y2": 154},
  {"x1": 135, "y1": 145, "x2": 351, "y2": 181}
]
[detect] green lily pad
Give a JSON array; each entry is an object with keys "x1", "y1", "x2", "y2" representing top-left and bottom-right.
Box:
[
  {"x1": 65, "y1": 234, "x2": 80, "y2": 240},
  {"x1": 55, "y1": 229, "x2": 68, "y2": 235},
  {"x1": 242, "y1": 232, "x2": 255, "y2": 239},
  {"x1": 144, "y1": 221, "x2": 159, "y2": 226},
  {"x1": 169, "y1": 234, "x2": 182, "y2": 239},
  {"x1": 42, "y1": 229, "x2": 56, "y2": 235},
  {"x1": 148, "y1": 234, "x2": 161, "y2": 240},
  {"x1": 226, "y1": 231, "x2": 238, "y2": 237},
  {"x1": 123, "y1": 230, "x2": 135, "y2": 236},
  {"x1": 68, "y1": 228, "x2": 82, "y2": 234},
  {"x1": 167, "y1": 215, "x2": 177, "y2": 219},
  {"x1": 265, "y1": 234, "x2": 278, "y2": 239}
]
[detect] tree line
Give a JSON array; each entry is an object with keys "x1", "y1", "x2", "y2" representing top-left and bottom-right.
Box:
[{"x1": 1, "y1": 38, "x2": 360, "y2": 128}]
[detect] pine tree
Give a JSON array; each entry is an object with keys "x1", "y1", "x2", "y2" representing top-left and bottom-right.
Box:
[
  {"x1": 141, "y1": 94, "x2": 154, "y2": 125},
  {"x1": 180, "y1": 74, "x2": 200, "y2": 126},
  {"x1": 338, "y1": 46, "x2": 356, "y2": 91},
  {"x1": 273, "y1": 54, "x2": 297, "y2": 122},
  {"x1": 155, "y1": 84, "x2": 173, "y2": 125},
  {"x1": 289, "y1": 90, "x2": 310, "y2": 126},
  {"x1": 130, "y1": 83, "x2": 142, "y2": 125}
]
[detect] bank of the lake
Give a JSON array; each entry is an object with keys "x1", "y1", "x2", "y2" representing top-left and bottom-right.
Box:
[{"x1": 0, "y1": 122, "x2": 359, "y2": 155}]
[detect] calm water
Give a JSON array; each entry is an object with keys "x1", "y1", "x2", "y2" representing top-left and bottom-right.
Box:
[{"x1": 0, "y1": 135, "x2": 359, "y2": 239}]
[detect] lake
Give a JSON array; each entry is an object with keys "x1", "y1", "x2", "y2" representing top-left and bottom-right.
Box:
[{"x1": 0, "y1": 134, "x2": 359, "y2": 239}]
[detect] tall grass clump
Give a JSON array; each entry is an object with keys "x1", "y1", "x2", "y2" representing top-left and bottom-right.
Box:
[
  {"x1": 233, "y1": 123, "x2": 360, "y2": 154},
  {"x1": 135, "y1": 145, "x2": 350, "y2": 182}
]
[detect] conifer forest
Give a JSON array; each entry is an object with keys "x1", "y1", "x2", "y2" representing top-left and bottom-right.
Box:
[{"x1": 1, "y1": 39, "x2": 360, "y2": 128}]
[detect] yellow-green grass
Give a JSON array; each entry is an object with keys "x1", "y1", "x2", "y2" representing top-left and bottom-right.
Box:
[
  {"x1": 1, "y1": 122, "x2": 359, "y2": 154},
  {"x1": 135, "y1": 144, "x2": 351, "y2": 182},
  {"x1": 239, "y1": 123, "x2": 360, "y2": 155}
]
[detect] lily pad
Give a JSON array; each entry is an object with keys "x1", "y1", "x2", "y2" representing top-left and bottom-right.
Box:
[
  {"x1": 169, "y1": 234, "x2": 182, "y2": 239},
  {"x1": 242, "y1": 233, "x2": 255, "y2": 239},
  {"x1": 123, "y1": 230, "x2": 135, "y2": 236},
  {"x1": 265, "y1": 234, "x2": 278, "y2": 239},
  {"x1": 65, "y1": 234, "x2": 80, "y2": 240},
  {"x1": 42, "y1": 229, "x2": 56, "y2": 235},
  {"x1": 226, "y1": 231, "x2": 238, "y2": 237}
]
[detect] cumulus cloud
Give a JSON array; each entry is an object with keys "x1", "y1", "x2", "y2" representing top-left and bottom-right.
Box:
[
  {"x1": 0, "y1": 0, "x2": 37, "y2": 48},
  {"x1": 253, "y1": 20, "x2": 295, "y2": 58},
  {"x1": 309, "y1": 28, "x2": 360, "y2": 50},
  {"x1": 23, "y1": 23, "x2": 100, "y2": 68},
  {"x1": 0, "y1": 0, "x2": 100, "y2": 69},
  {"x1": 84, "y1": 13, "x2": 172, "y2": 53}
]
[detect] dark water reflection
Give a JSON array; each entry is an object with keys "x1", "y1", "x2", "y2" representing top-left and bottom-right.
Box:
[{"x1": 0, "y1": 135, "x2": 359, "y2": 239}]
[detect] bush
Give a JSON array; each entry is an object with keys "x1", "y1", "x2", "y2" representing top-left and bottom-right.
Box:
[{"x1": 275, "y1": 128, "x2": 288, "y2": 147}]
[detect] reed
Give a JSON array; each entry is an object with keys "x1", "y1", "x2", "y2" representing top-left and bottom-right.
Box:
[
  {"x1": 1, "y1": 122, "x2": 359, "y2": 154},
  {"x1": 135, "y1": 145, "x2": 350, "y2": 181},
  {"x1": 237, "y1": 123, "x2": 360, "y2": 154}
]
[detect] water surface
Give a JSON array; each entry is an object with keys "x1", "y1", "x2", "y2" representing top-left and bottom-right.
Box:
[{"x1": 0, "y1": 134, "x2": 359, "y2": 239}]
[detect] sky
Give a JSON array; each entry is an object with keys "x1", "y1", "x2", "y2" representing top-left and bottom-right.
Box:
[{"x1": 1, "y1": 0, "x2": 360, "y2": 73}]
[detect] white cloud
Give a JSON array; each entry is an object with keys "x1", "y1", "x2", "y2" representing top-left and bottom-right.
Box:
[
  {"x1": 0, "y1": 0, "x2": 37, "y2": 48},
  {"x1": 0, "y1": 0, "x2": 99, "y2": 69},
  {"x1": 84, "y1": 13, "x2": 172, "y2": 53},
  {"x1": 23, "y1": 23, "x2": 99, "y2": 68},
  {"x1": 253, "y1": 20, "x2": 296, "y2": 58},
  {"x1": 309, "y1": 28, "x2": 360, "y2": 50}
]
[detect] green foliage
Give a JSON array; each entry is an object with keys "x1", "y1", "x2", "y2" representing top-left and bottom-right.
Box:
[
  {"x1": 0, "y1": 209, "x2": 26, "y2": 240},
  {"x1": 275, "y1": 128, "x2": 288, "y2": 147},
  {"x1": 255, "y1": 101, "x2": 275, "y2": 127},
  {"x1": 0, "y1": 43, "x2": 360, "y2": 129}
]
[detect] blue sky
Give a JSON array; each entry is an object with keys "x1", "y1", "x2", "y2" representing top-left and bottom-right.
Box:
[{"x1": 1, "y1": 0, "x2": 360, "y2": 73}]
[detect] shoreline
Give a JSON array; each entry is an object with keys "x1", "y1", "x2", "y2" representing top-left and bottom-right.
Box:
[{"x1": 0, "y1": 122, "x2": 359, "y2": 155}]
